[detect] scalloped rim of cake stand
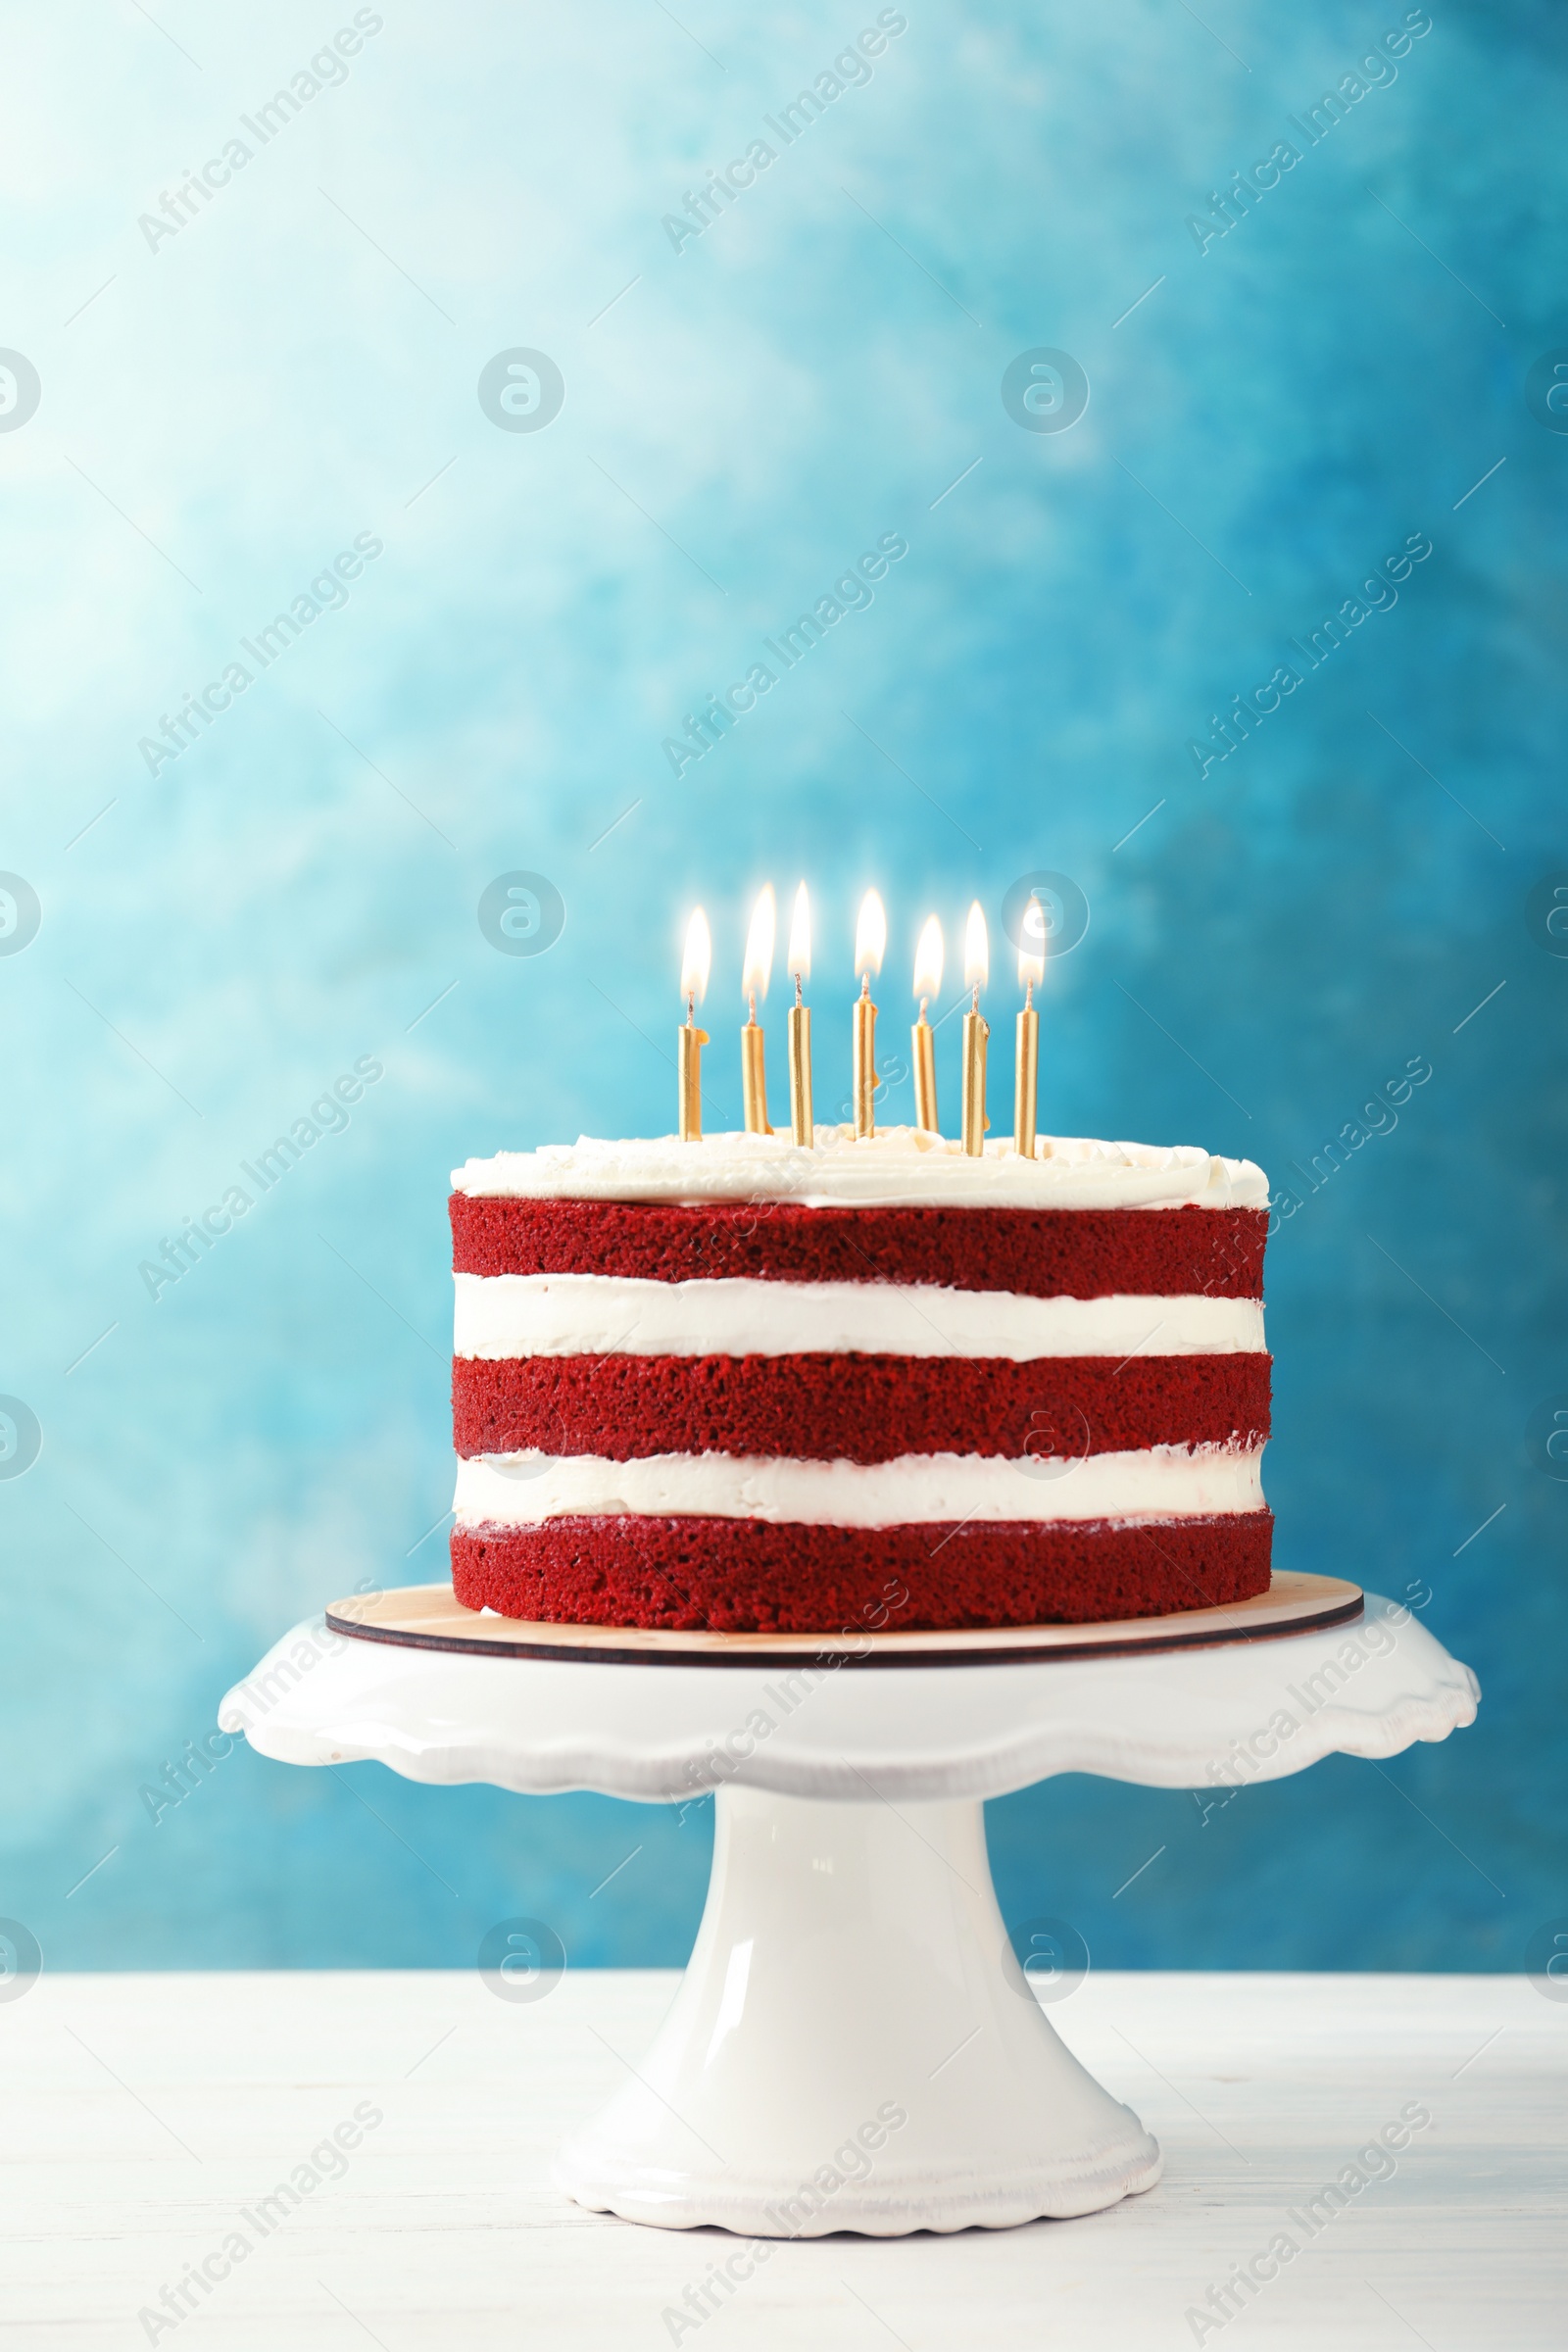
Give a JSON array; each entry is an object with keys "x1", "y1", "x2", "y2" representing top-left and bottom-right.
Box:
[{"x1": 322, "y1": 1568, "x2": 1362, "y2": 1669}]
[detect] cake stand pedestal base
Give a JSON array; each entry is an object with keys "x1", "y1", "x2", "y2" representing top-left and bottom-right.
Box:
[{"x1": 554, "y1": 1784, "x2": 1159, "y2": 2235}]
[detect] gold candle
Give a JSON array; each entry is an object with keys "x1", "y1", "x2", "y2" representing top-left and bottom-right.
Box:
[
  {"x1": 741, "y1": 1019, "x2": 770, "y2": 1132},
  {"x1": 1014, "y1": 893, "x2": 1045, "y2": 1158},
  {"x1": 910, "y1": 913, "x2": 943, "y2": 1134},
  {"x1": 678, "y1": 907, "x2": 710, "y2": 1142},
  {"x1": 961, "y1": 899, "x2": 989, "y2": 1157},
  {"x1": 1014, "y1": 994, "x2": 1039, "y2": 1157},
  {"x1": 786, "y1": 882, "x2": 813, "y2": 1147},
  {"x1": 740, "y1": 884, "x2": 775, "y2": 1135},
  {"x1": 853, "y1": 889, "x2": 886, "y2": 1139}
]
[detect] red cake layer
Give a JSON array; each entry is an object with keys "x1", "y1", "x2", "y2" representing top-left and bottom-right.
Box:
[
  {"x1": 452, "y1": 1349, "x2": 1272, "y2": 1465},
  {"x1": 451, "y1": 1196, "x2": 1266, "y2": 1299},
  {"x1": 451, "y1": 1511, "x2": 1273, "y2": 1632}
]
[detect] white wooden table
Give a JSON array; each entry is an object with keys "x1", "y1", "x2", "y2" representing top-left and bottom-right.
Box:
[{"x1": 8, "y1": 1969, "x2": 1562, "y2": 2348}]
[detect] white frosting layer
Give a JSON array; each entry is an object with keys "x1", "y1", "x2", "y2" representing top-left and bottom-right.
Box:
[
  {"x1": 454, "y1": 1442, "x2": 1265, "y2": 1531},
  {"x1": 454, "y1": 1273, "x2": 1266, "y2": 1362},
  {"x1": 453, "y1": 1126, "x2": 1268, "y2": 1211}
]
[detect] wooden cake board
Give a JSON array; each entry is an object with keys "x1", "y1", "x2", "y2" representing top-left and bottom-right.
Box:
[{"x1": 324, "y1": 1569, "x2": 1363, "y2": 1669}]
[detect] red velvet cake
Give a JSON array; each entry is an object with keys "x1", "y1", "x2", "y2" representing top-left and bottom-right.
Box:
[{"x1": 448, "y1": 1129, "x2": 1273, "y2": 1634}]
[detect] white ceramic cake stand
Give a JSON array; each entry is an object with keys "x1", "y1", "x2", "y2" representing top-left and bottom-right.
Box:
[{"x1": 220, "y1": 1592, "x2": 1477, "y2": 2238}]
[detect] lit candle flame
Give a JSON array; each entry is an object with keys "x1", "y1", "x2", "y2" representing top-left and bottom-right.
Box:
[
  {"x1": 912, "y1": 915, "x2": 944, "y2": 1006},
  {"x1": 855, "y1": 889, "x2": 887, "y2": 980},
  {"x1": 681, "y1": 906, "x2": 711, "y2": 1008},
  {"x1": 742, "y1": 884, "x2": 775, "y2": 1005},
  {"x1": 787, "y1": 881, "x2": 811, "y2": 986},
  {"x1": 963, "y1": 900, "x2": 989, "y2": 994},
  {"x1": 1018, "y1": 893, "x2": 1046, "y2": 994}
]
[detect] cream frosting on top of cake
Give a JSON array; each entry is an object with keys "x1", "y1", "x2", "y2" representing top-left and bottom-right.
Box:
[{"x1": 452, "y1": 1125, "x2": 1269, "y2": 1210}]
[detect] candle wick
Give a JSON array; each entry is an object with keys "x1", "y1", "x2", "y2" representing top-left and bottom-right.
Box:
[
  {"x1": 859, "y1": 971, "x2": 869, "y2": 1000},
  {"x1": 918, "y1": 996, "x2": 928, "y2": 1021},
  {"x1": 1025, "y1": 978, "x2": 1034, "y2": 1009},
  {"x1": 971, "y1": 983, "x2": 980, "y2": 1013},
  {"x1": 794, "y1": 971, "x2": 803, "y2": 1006},
  {"x1": 685, "y1": 992, "x2": 694, "y2": 1027},
  {"x1": 748, "y1": 991, "x2": 757, "y2": 1024}
]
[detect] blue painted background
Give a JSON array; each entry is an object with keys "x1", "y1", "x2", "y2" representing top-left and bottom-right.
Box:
[{"x1": 3, "y1": 0, "x2": 1562, "y2": 1977}]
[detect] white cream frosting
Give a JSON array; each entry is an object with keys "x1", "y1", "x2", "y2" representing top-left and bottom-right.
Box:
[
  {"x1": 453, "y1": 1125, "x2": 1268, "y2": 1211},
  {"x1": 454, "y1": 1442, "x2": 1265, "y2": 1531},
  {"x1": 454, "y1": 1273, "x2": 1266, "y2": 1362}
]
